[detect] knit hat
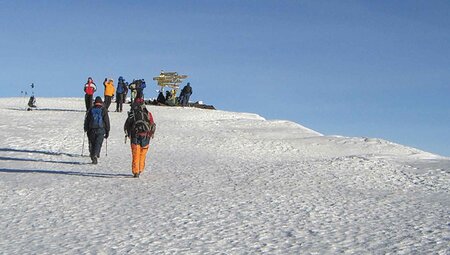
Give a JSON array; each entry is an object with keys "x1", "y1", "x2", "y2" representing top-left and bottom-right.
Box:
[{"x1": 94, "y1": 96, "x2": 103, "y2": 106}]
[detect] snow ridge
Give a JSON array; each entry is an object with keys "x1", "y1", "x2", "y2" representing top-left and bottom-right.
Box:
[{"x1": 0, "y1": 98, "x2": 448, "y2": 254}]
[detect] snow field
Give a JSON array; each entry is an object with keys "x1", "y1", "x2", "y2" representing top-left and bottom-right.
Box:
[{"x1": 0, "y1": 97, "x2": 448, "y2": 254}]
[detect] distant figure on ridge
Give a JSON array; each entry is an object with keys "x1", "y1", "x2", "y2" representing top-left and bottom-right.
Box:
[
  {"x1": 27, "y1": 95, "x2": 36, "y2": 108},
  {"x1": 103, "y1": 78, "x2": 115, "y2": 111},
  {"x1": 137, "y1": 79, "x2": 146, "y2": 99},
  {"x1": 124, "y1": 95, "x2": 156, "y2": 178},
  {"x1": 83, "y1": 77, "x2": 97, "y2": 111},
  {"x1": 84, "y1": 96, "x2": 110, "y2": 164},
  {"x1": 165, "y1": 89, "x2": 177, "y2": 106},
  {"x1": 116, "y1": 76, "x2": 128, "y2": 112},
  {"x1": 128, "y1": 79, "x2": 138, "y2": 104},
  {"x1": 179, "y1": 82, "x2": 192, "y2": 107},
  {"x1": 156, "y1": 91, "x2": 166, "y2": 104}
]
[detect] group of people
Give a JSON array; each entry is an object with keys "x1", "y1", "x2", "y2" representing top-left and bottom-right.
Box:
[
  {"x1": 83, "y1": 76, "x2": 155, "y2": 178},
  {"x1": 83, "y1": 76, "x2": 148, "y2": 112},
  {"x1": 155, "y1": 82, "x2": 193, "y2": 106}
]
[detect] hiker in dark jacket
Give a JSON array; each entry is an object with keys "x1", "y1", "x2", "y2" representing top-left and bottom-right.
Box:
[
  {"x1": 124, "y1": 95, "x2": 155, "y2": 177},
  {"x1": 179, "y1": 82, "x2": 192, "y2": 106},
  {"x1": 84, "y1": 96, "x2": 110, "y2": 164},
  {"x1": 116, "y1": 76, "x2": 128, "y2": 112},
  {"x1": 156, "y1": 91, "x2": 166, "y2": 104}
]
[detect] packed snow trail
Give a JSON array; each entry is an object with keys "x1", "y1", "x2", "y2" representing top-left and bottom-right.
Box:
[{"x1": 0, "y1": 98, "x2": 448, "y2": 254}]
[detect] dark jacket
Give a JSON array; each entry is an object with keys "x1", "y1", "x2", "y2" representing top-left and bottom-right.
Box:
[
  {"x1": 84, "y1": 106, "x2": 111, "y2": 134},
  {"x1": 184, "y1": 84, "x2": 192, "y2": 95},
  {"x1": 157, "y1": 92, "x2": 166, "y2": 104}
]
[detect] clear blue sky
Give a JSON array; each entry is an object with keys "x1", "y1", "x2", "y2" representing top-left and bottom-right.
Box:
[{"x1": 1, "y1": 1, "x2": 449, "y2": 156}]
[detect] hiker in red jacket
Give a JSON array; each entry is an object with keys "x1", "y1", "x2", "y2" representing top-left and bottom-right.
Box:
[{"x1": 84, "y1": 77, "x2": 97, "y2": 111}]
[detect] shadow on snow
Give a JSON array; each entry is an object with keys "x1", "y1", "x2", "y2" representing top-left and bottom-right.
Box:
[
  {"x1": 0, "y1": 148, "x2": 81, "y2": 158},
  {"x1": 0, "y1": 156, "x2": 88, "y2": 165},
  {"x1": 0, "y1": 168, "x2": 132, "y2": 178}
]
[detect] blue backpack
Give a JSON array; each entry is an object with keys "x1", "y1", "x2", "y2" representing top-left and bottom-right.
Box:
[{"x1": 90, "y1": 108, "x2": 104, "y2": 129}]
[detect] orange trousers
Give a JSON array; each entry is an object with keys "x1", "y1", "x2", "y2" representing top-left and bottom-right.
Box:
[{"x1": 131, "y1": 143, "x2": 149, "y2": 175}]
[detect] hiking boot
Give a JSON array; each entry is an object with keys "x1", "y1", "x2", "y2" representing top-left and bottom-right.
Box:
[
  {"x1": 92, "y1": 156, "x2": 98, "y2": 164},
  {"x1": 133, "y1": 173, "x2": 140, "y2": 178}
]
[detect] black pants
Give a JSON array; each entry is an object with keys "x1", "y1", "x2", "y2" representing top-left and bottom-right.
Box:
[
  {"x1": 104, "y1": 96, "x2": 112, "y2": 110},
  {"x1": 116, "y1": 93, "x2": 123, "y2": 112},
  {"x1": 88, "y1": 128, "x2": 105, "y2": 158},
  {"x1": 85, "y1": 94, "x2": 93, "y2": 111}
]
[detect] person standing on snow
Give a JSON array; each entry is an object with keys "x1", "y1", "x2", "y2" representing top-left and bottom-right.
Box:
[
  {"x1": 156, "y1": 91, "x2": 166, "y2": 104},
  {"x1": 84, "y1": 96, "x2": 110, "y2": 164},
  {"x1": 128, "y1": 79, "x2": 138, "y2": 105},
  {"x1": 137, "y1": 79, "x2": 146, "y2": 99},
  {"x1": 124, "y1": 95, "x2": 156, "y2": 178},
  {"x1": 103, "y1": 78, "x2": 115, "y2": 111},
  {"x1": 179, "y1": 82, "x2": 192, "y2": 106},
  {"x1": 116, "y1": 76, "x2": 128, "y2": 112},
  {"x1": 84, "y1": 77, "x2": 97, "y2": 111},
  {"x1": 122, "y1": 80, "x2": 128, "y2": 104}
]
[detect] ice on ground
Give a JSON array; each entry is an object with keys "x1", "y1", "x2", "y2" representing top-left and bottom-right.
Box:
[{"x1": 0, "y1": 97, "x2": 448, "y2": 254}]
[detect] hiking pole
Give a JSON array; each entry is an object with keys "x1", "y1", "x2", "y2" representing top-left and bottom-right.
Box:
[
  {"x1": 105, "y1": 138, "x2": 108, "y2": 157},
  {"x1": 81, "y1": 132, "x2": 86, "y2": 156}
]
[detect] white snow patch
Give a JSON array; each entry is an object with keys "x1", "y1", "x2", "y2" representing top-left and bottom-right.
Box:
[{"x1": 0, "y1": 97, "x2": 448, "y2": 254}]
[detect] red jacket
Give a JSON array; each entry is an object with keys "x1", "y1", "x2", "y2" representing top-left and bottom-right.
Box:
[{"x1": 84, "y1": 82, "x2": 97, "y2": 95}]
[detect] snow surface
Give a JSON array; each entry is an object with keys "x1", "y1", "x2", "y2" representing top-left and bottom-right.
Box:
[{"x1": 0, "y1": 97, "x2": 449, "y2": 254}]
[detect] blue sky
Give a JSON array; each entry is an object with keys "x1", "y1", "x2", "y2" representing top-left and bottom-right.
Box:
[{"x1": 1, "y1": 0, "x2": 449, "y2": 156}]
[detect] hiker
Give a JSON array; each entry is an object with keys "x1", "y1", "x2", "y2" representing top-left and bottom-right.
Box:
[
  {"x1": 116, "y1": 76, "x2": 128, "y2": 112},
  {"x1": 156, "y1": 91, "x2": 166, "y2": 104},
  {"x1": 165, "y1": 90, "x2": 171, "y2": 103},
  {"x1": 27, "y1": 95, "x2": 36, "y2": 108},
  {"x1": 122, "y1": 81, "x2": 128, "y2": 104},
  {"x1": 137, "y1": 79, "x2": 146, "y2": 98},
  {"x1": 103, "y1": 78, "x2": 115, "y2": 110},
  {"x1": 179, "y1": 82, "x2": 192, "y2": 106},
  {"x1": 178, "y1": 86, "x2": 184, "y2": 105},
  {"x1": 128, "y1": 80, "x2": 138, "y2": 104},
  {"x1": 84, "y1": 77, "x2": 97, "y2": 111},
  {"x1": 124, "y1": 95, "x2": 156, "y2": 178},
  {"x1": 165, "y1": 89, "x2": 177, "y2": 106},
  {"x1": 84, "y1": 96, "x2": 110, "y2": 164}
]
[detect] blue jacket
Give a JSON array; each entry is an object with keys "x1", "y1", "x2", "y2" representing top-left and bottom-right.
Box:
[{"x1": 117, "y1": 81, "x2": 126, "y2": 94}]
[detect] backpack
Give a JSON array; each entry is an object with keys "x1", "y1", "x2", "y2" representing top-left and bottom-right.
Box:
[
  {"x1": 132, "y1": 79, "x2": 142, "y2": 90},
  {"x1": 90, "y1": 107, "x2": 104, "y2": 129},
  {"x1": 130, "y1": 104, "x2": 152, "y2": 135}
]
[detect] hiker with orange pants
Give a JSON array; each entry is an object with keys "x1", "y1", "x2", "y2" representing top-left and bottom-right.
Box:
[{"x1": 124, "y1": 96, "x2": 156, "y2": 178}]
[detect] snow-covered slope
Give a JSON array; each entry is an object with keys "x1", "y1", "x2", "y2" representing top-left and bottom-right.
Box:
[{"x1": 0, "y1": 97, "x2": 448, "y2": 254}]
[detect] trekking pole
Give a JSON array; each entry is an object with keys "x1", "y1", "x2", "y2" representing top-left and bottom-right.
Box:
[
  {"x1": 81, "y1": 132, "x2": 86, "y2": 156},
  {"x1": 105, "y1": 138, "x2": 108, "y2": 157}
]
